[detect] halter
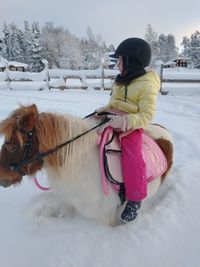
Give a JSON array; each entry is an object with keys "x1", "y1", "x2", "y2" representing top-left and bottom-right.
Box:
[
  {"x1": 9, "y1": 113, "x2": 110, "y2": 176},
  {"x1": 9, "y1": 127, "x2": 41, "y2": 176}
]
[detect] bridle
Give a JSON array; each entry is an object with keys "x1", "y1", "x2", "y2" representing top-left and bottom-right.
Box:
[
  {"x1": 9, "y1": 126, "x2": 41, "y2": 176},
  {"x1": 9, "y1": 112, "x2": 110, "y2": 176}
]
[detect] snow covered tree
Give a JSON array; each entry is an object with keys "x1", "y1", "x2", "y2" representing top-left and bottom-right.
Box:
[
  {"x1": 41, "y1": 23, "x2": 82, "y2": 69},
  {"x1": 29, "y1": 21, "x2": 43, "y2": 72},
  {"x1": 0, "y1": 21, "x2": 114, "y2": 70},
  {"x1": 22, "y1": 21, "x2": 32, "y2": 66},
  {"x1": 157, "y1": 34, "x2": 168, "y2": 62},
  {"x1": 12, "y1": 25, "x2": 24, "y2": 62},
  {"x1": 2, "y1": 23, "x2": 24, "y2": 62},
  {"x1": 166, "y1": 34, "x2": 178, "y2": 60},
  {"x1": 40, "y1": 22, "x2": 61, "y2": 68},
  {"x1": 144, "y1": 24, "x2": 159, "y2": 64},
  {"x1": 0, "y1": 38, "x2": 6, "y2": 58},
  {"x1": 80, "y1": 26, "x2": 109, "y2": 69},
  {"x1": 56, "y1": 28, "x2": 82, "y2": 69},
  {"x1": 183, "y1": 31, "x2": 200, "y2": 68},
  {"x1": 81, "y1": 26, "x2": 99, "y2": 68},
  {"x1": 157, "y1": 33, "x2": 178, "y2": 62},
  {"x1": 181, "y1": 36, "x2": 190, "y2": 57},
  {"x1": 2, "y1": 23, "x2": 11, "y2": 60}
]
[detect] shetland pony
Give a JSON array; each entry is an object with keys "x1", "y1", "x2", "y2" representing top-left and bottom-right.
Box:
[{"x1": 0, "y1": 104, "x2": 173, "y2": 226}]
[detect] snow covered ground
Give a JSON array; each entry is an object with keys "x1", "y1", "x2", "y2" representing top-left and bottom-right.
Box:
[{"x1": 0, "y1": 84, "x2": 200, "y2": 267}]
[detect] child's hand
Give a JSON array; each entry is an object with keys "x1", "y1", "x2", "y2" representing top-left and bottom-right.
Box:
[{"x1": 98, "y1": 115, "x2": 128, "y2": 133}]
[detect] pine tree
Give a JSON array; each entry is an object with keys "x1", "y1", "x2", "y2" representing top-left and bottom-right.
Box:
[
  {"x1": 181, "y1": 31, "x2": 200, "y2": 68},
  {"x1": 144, "y1": 24, "x2": 159, "y2": 64},
  {"x1": 40, "y1": 22, "x2": 60, "y2": 68},
  {"x1": 23, "y1": 21, "x2": 32, "y2": 66},
  {"x1": 80, "y1": 26, "x2": 109, "y2": 69},
  {"x1": 181, "y1": 36, "x2": 190, "y2": 57},
  {"x1": 2, "y1": 23, "x2": 12, "y2": 60},
  {"x1": 2, "y1": 23, "x2": 24, "y2": 62},
  {"x1": 158, "y1": 34, "x2": 168, "y2": 62},
  {"x1": 166, "y1": 34, "x2": 178, "y2": 60},
  {"x1": 11, "y1": 24, "x2": 24, "y2": 62},
  {"x1": 58, "y1": 28, "x2": 81, "y2": 69},
  {"x1": 189, "y1": 31, "x2": 200, "y2": 68},
  {"x1": 0, "y1": 21, "x2": 115, "y2": 70},
  {"x1": 29, "y1": 21, "x2": 43, "y2": 72},
  {"x1": 0, "y1": 38, "x2": 4, "y2": 57}
]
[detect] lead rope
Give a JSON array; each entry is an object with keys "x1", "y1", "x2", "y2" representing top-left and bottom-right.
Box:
[{"x1": 33, "y1": 112, "x2": 108, "y2": 191}]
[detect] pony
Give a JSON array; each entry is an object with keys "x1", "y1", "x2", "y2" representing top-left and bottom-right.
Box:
[{"x1": 0, "y1": 104, "x2": 173, "y2": 226}]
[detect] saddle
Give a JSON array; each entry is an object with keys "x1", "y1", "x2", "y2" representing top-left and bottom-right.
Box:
[{"x1": 97, "y1": 127, "x2": 167, "y2": 203}]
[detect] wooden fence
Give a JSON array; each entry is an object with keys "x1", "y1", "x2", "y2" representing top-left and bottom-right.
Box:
[
  {"x1": 0, "y1": 61, "x2": 118, "y2": 90},
  {"x1": 159, "y1": 64, "x2": 200, "y2": 94},
  {"x1": 1, "y1": 61, "x2": 200, "y2": 92}
]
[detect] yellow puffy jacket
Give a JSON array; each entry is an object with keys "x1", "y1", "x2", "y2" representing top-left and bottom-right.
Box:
[{"x1": 107, "y1": 70, "x2": 160, "y2": 130}]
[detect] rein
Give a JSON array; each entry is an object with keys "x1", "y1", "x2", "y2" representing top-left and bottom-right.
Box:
[{"x1": 10, "y1": 113, "x2": 109, "y2": 174}]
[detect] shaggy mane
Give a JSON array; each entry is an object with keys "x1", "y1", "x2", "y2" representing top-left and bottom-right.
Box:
[{"x1": 36, "y1": 112, "x2": 97, "y2": 169}]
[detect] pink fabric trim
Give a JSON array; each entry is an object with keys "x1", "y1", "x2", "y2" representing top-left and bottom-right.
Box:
[
  {"x1": 99, "y1": 127, "x2": 111, "y2": 196},
  {"x1": 33, "y1": 178, "x2": 50, "y2": 191}
]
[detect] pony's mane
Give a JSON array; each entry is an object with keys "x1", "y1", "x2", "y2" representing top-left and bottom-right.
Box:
[
  {"x1": 36, "y1": 112, "x2": 97, "y2": 169},
  {"x1": 0, "y1": 105, "x2": 33, "y2": 144}
]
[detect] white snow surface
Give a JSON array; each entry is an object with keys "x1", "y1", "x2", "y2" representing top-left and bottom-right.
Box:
[{"x1": 0, "y1": 84, "x2": 200, "y2": 267}]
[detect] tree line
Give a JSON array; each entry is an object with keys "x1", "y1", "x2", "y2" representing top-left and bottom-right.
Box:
[
  {"x1": 0, "y1": 22, "x2": 200, "y2": 72},
  {"x1": 145, "y1": 24, "x2": 200, "y2": 68},
  {"x1": 0, "y1": 21, "x2": 114, "y2": 72}
]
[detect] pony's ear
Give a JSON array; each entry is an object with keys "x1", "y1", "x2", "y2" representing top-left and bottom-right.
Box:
[{"x1": 19, "y1": 104, "x2": 39, "y2": 131}]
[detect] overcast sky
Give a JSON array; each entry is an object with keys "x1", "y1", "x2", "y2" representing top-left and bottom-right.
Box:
[{"x1": 1, "y1": 0, "x2": 200, "y2": 49}]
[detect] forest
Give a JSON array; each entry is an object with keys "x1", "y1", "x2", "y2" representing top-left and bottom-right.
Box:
[{"x1": 0, "y1": 22, "x2": 200, "y2": 72}]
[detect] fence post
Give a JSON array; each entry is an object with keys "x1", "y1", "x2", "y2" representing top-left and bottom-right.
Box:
[
  {"x1": 2, "y1": 58, "x2": 11, "y2": 90},
  {"x1": 42, "y1": 59, "x2": 49, "y2": 90},
  {"x1": 100, "y1": 58, "x2": 105, "y2": 90},
  {"x1": 159, "y1": 64, "x2": 163, "y2": 94}
]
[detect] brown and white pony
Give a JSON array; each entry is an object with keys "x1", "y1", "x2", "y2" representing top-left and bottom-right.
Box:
[{"x1": 0, "y1": 104, "x2": 173, "y2": 226}]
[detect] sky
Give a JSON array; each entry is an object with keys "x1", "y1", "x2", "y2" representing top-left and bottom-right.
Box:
[{"x1": 1, "y1": 0, "x2": 200, "y2": 50}]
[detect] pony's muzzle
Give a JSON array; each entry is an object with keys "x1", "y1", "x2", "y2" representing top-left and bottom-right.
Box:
[{"x1": 0, "y1": 179, "x2": 12, "y2": 188}]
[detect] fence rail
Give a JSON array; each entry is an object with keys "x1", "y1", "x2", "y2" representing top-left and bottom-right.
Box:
[
  {"x1": 0, "y1": 61, "x2": 119, "y2": 90},
  {"x1": 158, "y1": 64, "x2": 200, "y2": 94},
  {"x1": 162, "y1": 79, "x2": 200, "y2": 83},
  {"x1": 1, "y1": 62, "x2": 200, "y2": 92}
]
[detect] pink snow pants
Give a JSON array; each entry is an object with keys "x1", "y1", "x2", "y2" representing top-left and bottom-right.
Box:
[{"x1": 120, "y1": 129, "x2": 147, "y2": 201}]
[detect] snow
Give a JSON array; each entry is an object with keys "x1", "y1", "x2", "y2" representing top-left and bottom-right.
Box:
[{"x1": 0, "y1": 69, "x2": 200, "y2": 267}]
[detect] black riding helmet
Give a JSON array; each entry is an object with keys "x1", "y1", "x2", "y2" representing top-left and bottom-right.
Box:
[{"x1": 111, "y1": 37, "x2": 151, "y2": 67}]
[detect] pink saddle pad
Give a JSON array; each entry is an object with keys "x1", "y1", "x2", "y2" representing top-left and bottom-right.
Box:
[{"x1": 98, "y1": 127, "x2": 167, "y2": 195}]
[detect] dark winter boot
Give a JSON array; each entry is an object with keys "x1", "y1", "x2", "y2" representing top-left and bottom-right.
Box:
[{"x1": 120, "y1": 201, "x2": 141, "y2": 224}]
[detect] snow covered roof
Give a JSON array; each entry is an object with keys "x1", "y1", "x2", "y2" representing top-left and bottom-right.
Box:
[
  {"x1": 0, "y1": 60, "x2": 28, "y2": 68},
  {"x1": 172, "y1": 57, "x2": 190, "y2": 62},
  {"x1": 163, "y1": 61, "x2": 176, "y2": 66},
  {"x1": 155, "y1": 60, "x2": 164, "y2": 66},
  {"x1": 9, "y1": 61, "x2": 28, "y2": 68}
]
